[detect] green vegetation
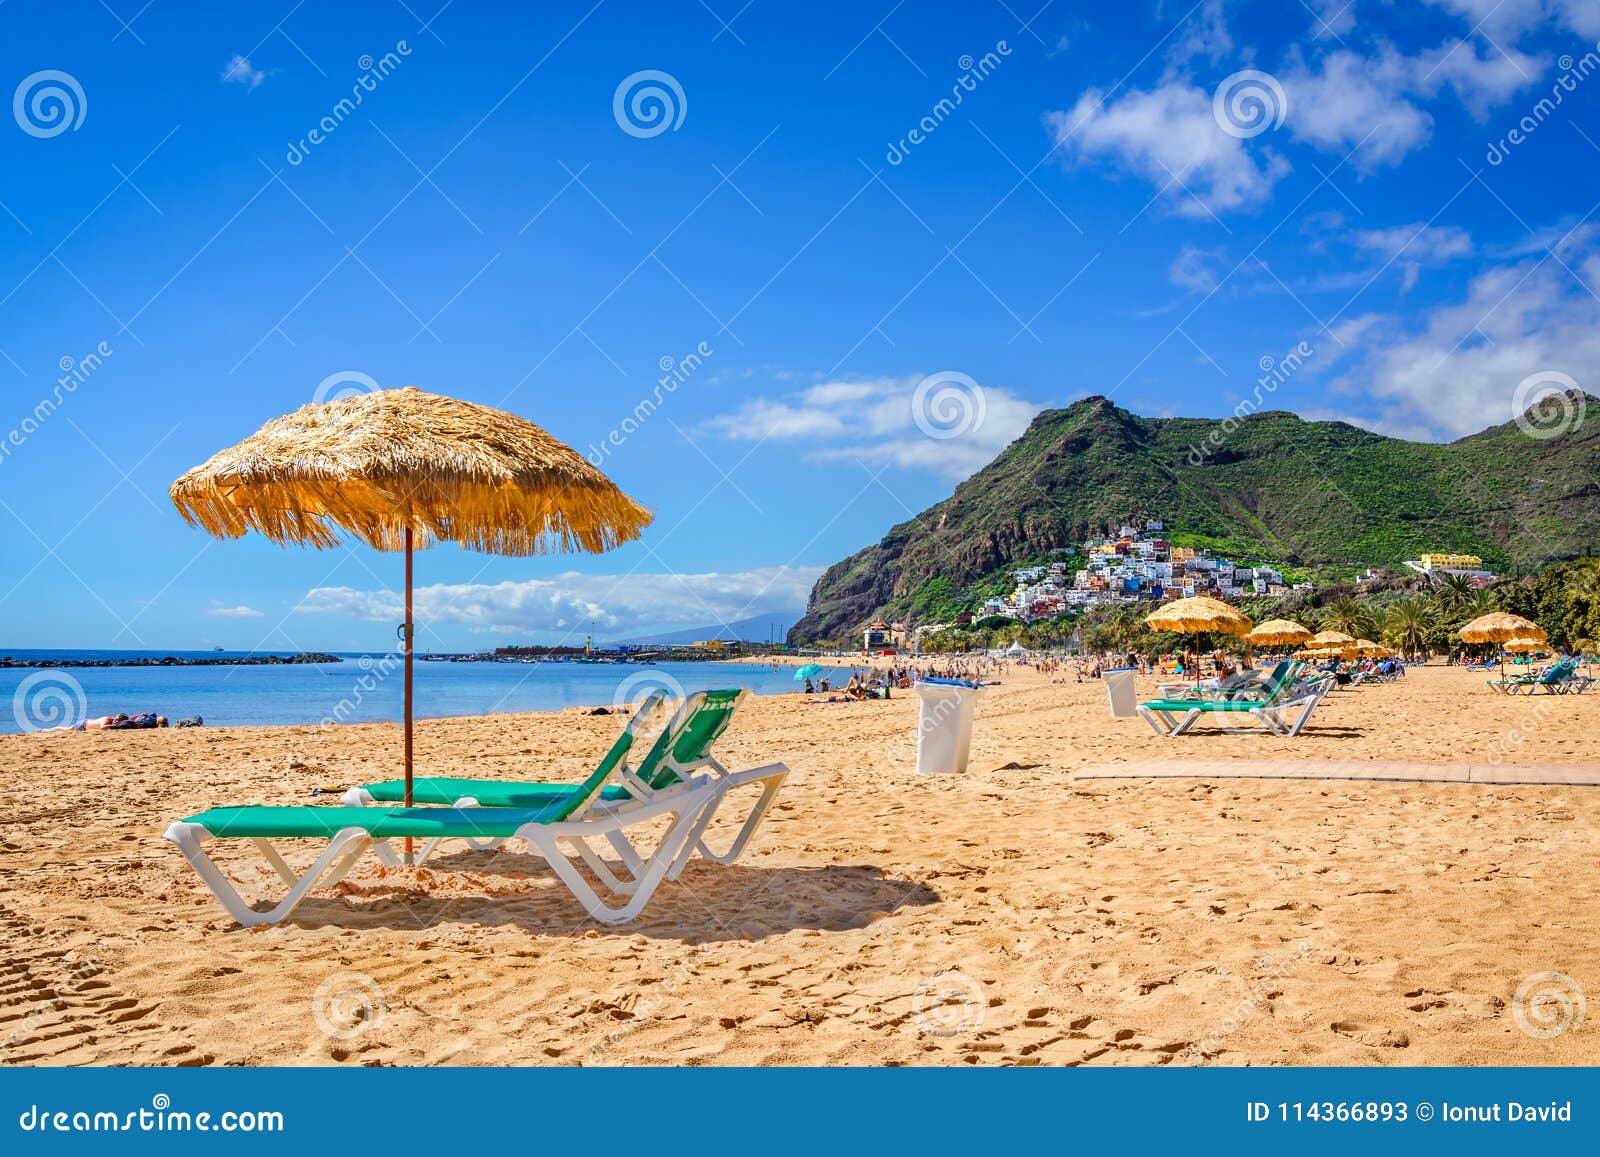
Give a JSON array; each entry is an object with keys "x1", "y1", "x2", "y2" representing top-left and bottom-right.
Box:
[
  {"x1": 912, "y1": 558, "x2": 1600, "y2": 661},
  {"x1": 791, "y1": 393, "x2": 1600, "y2": 642}
]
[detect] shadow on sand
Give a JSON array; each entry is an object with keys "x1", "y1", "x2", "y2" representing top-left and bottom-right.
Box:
[{"x1": 274, "y1": 861, "x2": 941, "y2": 941}]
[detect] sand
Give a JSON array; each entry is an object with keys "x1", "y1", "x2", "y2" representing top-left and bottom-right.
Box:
[{"x1": 2, "y1": 663, "x2": 1597, "y2": 1067}]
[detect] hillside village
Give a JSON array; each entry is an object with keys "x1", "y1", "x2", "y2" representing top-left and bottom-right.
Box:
[
  {"x1": 983, "y1": 519, "x2": 1311, "y2": 622},
  {"x1": 852, "y1": 521, "x2": 1515, "y2": 651}
]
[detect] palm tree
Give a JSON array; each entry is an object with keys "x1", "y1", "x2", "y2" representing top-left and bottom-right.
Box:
[
  {"x1": 1565, "y1": 559, "x2": 1600, "y2": 610},
  {"x1": 1436, "y1": 572, "x2": 1474, "y2": 611},
  {"x1": 1320, "y1": 597, "x2": 1374, "y2": 639},
  {"x1": 1383, "y1": 594, "x2": 1439, "y2": 659}
]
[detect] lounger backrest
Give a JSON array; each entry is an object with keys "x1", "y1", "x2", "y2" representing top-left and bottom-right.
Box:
[
  {"x1": 1260, "y1": 660, "x2": 1295, "y2": 699},
  {"x1": 556, "y1": 691, "x2": 666, "y2": 821},
  {"x1": 632, "y1": 688, "x2": 744, "y2": 790}
]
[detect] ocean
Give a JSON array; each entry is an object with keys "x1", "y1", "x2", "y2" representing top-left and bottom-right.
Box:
[{"x1": 0, "y1": 650, "x2": 858, "y2": 735}]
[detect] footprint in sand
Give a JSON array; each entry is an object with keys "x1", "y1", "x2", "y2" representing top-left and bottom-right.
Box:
[{"x1": 1331, "y1": 1020, "x2": 1410, "y2": 1048}]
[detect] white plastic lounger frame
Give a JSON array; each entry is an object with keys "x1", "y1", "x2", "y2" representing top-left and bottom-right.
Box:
[
  {"x1": 163, "y1": 781, "x2": 721, "y2": 929},
  {"x1": 1138, "y1": 687, "x2": 1328, "y2": 738},
  {"x1": 341, "y1": 762, "x2": 790, "y2": 886}
]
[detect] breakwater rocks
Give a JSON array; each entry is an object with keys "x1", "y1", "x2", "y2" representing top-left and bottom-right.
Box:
[{"x1": 0, "y1": 653, "x2": 343, "y2": 669}]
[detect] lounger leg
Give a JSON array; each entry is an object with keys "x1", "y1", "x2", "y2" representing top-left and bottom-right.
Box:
[
  {"x1": 569, "y1": 836, "x2": 643, "y2": 895},
  {"x1": 1136, "y1": 707, "x2": 1173, "y2": 737},
  {"x1": 520, "y1": 803, "x2": 707, "y2": 924},
  {"x1": 672, "y1": 764, "x2": 790, "y2": 876},
  {"x1": 604, "y1": 830, "x2": 646, "y2": 878},
  {"x1": 252, "y1": 838, "x2": 298, "y2": 886},
  {"x1": 1170, "y1": 709, "x2": 1202, "y2": 736},
  {"x1": 164, "y1": 823, "x2": 374, "y2": 928}
]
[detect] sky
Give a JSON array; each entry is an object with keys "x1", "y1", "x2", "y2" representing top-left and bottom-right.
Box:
[{"x1": 1, "y1": 0, "x2": 1598, "y2": 651}]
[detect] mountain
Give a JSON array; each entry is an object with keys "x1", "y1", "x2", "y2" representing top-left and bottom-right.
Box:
[
  {"x1": 790, "y1": 392, "x2": 1600, "y2": 642},
  {"x1": 617, "y1": 611, "x2": 801, "y2": 647}
]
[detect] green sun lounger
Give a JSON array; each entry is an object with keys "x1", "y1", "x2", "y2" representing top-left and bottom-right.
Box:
[
  {"x1": 163, "y1": 699, "x2": 738, "y2": 928},
  {"x1": 1489, "y1": 657, "x2": 1579, "y2": 695},
  {"x1": 1137, "y1": 681, "x2": 1328, "y2": 737},
  {"x1": 343, "y1": 689, "x2": 789, "y2": 879}
]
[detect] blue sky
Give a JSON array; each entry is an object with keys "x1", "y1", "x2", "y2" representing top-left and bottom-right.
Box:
[{"x1": 1, "y1": 0, "x2": 1598, "y2": 650}]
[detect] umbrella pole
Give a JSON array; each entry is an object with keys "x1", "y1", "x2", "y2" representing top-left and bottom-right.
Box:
[{"x1": 403, "y1": 527, "x2": 415, "y2": 866}]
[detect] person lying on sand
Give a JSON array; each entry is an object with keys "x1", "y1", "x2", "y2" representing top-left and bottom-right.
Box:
[
  {"x1": 104, "y1": 712, "x2": 167, "y2": 729},
  {"x1": 54, "y1": 712, "x2": 169, "y2": 731}
]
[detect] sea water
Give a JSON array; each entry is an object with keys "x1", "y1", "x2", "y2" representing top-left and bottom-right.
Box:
[{"x1": 0, "y1": 650, "x2": 856, "y2": 734}]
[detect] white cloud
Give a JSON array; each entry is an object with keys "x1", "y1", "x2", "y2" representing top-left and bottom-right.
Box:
[
  {"x1": 1321, "y1": 313, "x2": 1385, "y2": 363},
  {"x1": 1170, "y1": 244, "x2": 1227, "y2": 292},
  {"x1": 1051, "y1": 3, "x2": 1551, "y2": 210},
  {"x1": 1351, "y1": 223, "x2": 1473, "y2": 263},
  {"x1": 207, "y1": 603, "x2": 264, "y2": 618},
  {"x1": 1048, "y1": 82, "x2": 1290, "y2": 216},
  {"x1": 1426, "y1": 0, "x2": 1600, "y2": 40},
  {"x1": 221, "y1": 55, "x2": 269, "y2": 90},
  {"x1": 1333, "y1": 240, "x2": 1600, "y2": 438},
  {"x1": 1306, "y1": 0, "x2": 1358, "y2": 39},
  {"x1": 295, "y1": 566, "x2": 823, "y2": 640},
  {"x1": 702, "y1": 374, "x2": 1042, "y2": 480},
  {"x1": 1414, "y1": 40, "x2": 1543, "y2": 118},
  {"x1": 1167, "y1": 0, "x2": 1233, "y2": 69},
  {"x1": 1280, "y1": 48, "x2": 1434, "y2": 167},
  {"x1": 1297, "y1": 407, "x2": 1444, "y2": 442},
  {"x1": 1350, "y1": 222, "x2": 1473, "y2": 290}
]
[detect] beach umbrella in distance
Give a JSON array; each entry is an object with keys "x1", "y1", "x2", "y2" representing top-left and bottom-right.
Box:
[
  {"x1": 1145, "y1": 596, "x2": 1252, "y2": 682},
  {"x1": 1502, "y1": 637, "x2": 1547, "y2": 655},
  {"x1": 1460, "y1": 612, "x2": 1546, "y2": 676},
  {"x1": 1245, "y1": 617, "x2": 1312, "y2": 664},
  {"x1": 1247, "y1": 618, "x2": 1313, "y2": 647},
  {"x1": 793, "y1": 663, "x2": 823, "y2": 682},
  {"x1": 169, "y1": 386, "x2": 652, "y2": 860}
]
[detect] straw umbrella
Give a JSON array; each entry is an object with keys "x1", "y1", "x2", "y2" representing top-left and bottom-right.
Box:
[
  {"x1": 1145, "y1": 596, "x2": 1252, "y2": 682},
  {"x1": 170, "y1": 387, "x2": 652, "y2": 857},
  {"x1": 1459, "y1": 612, "x2": 1546, "y2": 675},
  {"x1": 1306, "y1": 629, "x2": 1356, "y2": 650},
  {"x1": 1248, "y1": 618, "x2": 1313, "y2": 647},
  {"x1": 1246, "y1": 617, "x2": 1312, "y2": 665}
]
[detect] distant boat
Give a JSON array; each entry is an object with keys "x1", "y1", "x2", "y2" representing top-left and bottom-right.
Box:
[{"x1": 213, "y1": 645, "x2": 224, "y2": 651}]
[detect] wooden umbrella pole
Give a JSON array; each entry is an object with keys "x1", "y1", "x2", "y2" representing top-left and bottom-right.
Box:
[{"x1": 403, "y1": 527, "x2": 414, "y2": 866}]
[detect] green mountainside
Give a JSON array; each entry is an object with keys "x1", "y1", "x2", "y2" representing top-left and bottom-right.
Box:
[{"x1": 790, "y1": 392, "x2": 1600, "y2": 642}]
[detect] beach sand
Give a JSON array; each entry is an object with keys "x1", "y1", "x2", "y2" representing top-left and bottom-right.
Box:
[{"x1": 2, "y1": 664, "x2": 1597, "y2": 1066}]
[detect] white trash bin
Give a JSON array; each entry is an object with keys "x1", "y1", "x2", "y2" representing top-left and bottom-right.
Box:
[
  {"x1": 1104, "y1": 666, "x2": 1139, "y2": 719},
  {"x1": 913, "y1": 678, "x2": 984, "y2": 774}
]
